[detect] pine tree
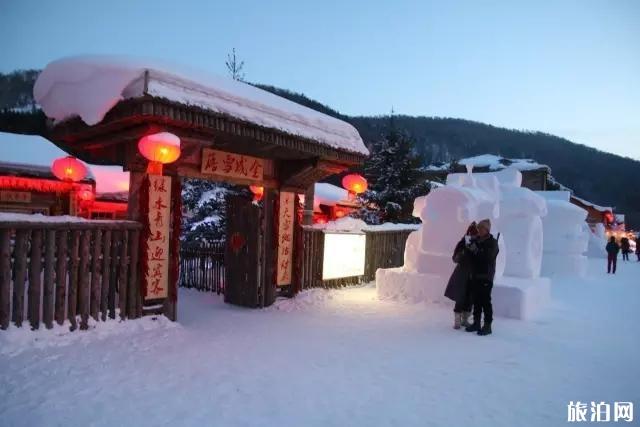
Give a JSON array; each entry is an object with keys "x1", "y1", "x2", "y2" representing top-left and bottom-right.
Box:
[
  {"x1": 181, "y1": 180, "x2": 248, "y2": 242},
  {"x1": 357, "y1": 115, "x2": 429, "y2": 224},
  {"x1": 225, "y1": 48, "x2": 245, "y2": 81}
]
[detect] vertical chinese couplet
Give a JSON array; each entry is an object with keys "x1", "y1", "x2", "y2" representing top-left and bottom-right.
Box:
[
  {"x1": 276, "y1": 192, "x2": 294, "y2": 286},
  {"x1": 146, "y1": 175, "x2": 172, "y2": 300}
]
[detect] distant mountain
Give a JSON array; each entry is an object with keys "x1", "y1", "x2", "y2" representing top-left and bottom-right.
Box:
[{"x1": 2, "y1": 70, "x2": 638, "y2": 228}]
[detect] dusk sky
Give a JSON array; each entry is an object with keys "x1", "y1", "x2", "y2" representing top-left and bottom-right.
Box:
[{"x1": 2, "y1": 0, "x2": 639, "y2": 160}]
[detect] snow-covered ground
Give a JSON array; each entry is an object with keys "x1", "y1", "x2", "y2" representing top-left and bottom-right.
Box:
[{"x1": 1, "y1": 258, "x2": 638, "y2": 427}]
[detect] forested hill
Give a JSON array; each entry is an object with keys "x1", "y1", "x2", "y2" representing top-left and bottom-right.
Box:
[
  {"x1": 255, "y1": 84, "x2": 640, "y2": 228},
  {"x1": 1, "y1": 71, "x2": 639, "y2": 227}
]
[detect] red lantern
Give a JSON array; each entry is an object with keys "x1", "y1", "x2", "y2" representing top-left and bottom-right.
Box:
[
  {"x1": 138, "y1": 132, "x2": 181, "y2": 174},
  {"x1": 604, "y1": 211, "x2": 614, "y2": 224},
  {"x1": 78, "y1": 189, "x2": 94, "y2": 202},
  {"x1": 51, "y1": 156, "x2": 88, "y2": 182},
  {"x1": 249, "y1": 185, "x2": 264, "y2": 201},
  {"x1": 342, "y1": 174, "x2": 368, "y2": 195}
]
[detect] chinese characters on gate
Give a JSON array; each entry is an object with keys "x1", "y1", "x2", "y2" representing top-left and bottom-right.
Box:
[
  {"x1": 145, "y1": 175, "x2": 172, "y2": 300},
  {"x1": 201, "y1": 148, "x2": 264, "y2": 181},
  {"x1": 568, "y1": 401, "x2": 633, "y2": 423},
  {"x1": 277, "y1": 192, "x2": 294, "y2": 286}
]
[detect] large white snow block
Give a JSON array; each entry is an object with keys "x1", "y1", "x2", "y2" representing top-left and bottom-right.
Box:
[{"x1": 376, "y1": 268, "x2": 550, "y2": 320}]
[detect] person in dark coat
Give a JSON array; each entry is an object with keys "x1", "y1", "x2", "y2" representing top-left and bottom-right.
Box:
[
  {"x1": 620, "y1": 237, "x2": 630, "y2": 261},
  {"x1": 636, "y1": 240, "x2": 640, "y2": 262},
  {"x1": 465, "y1": 219, "x2": 499, "y2": 336},
  {"x1": 606, "y1": 236, "x2": 620, "y2": 274},
  {"x1": 445, "y1": 222, "x2": 478, "y2": 329}
]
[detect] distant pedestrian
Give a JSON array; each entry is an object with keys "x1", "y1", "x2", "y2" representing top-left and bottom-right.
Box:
[
  {"x1": 620, "y1": 237, "x2": 630, "y2": 261},
  {"x1": 606, "y1": 237, "x2": 620, "y2": 274},
  {"x1": 465, "y1": 219, "x2": 499, "y2": 336},
  {"x1": 445, "y1": 222, "x2": 478, "y2": 329},
  {"x1": 636, "y1": 241, "x2": 640, "y2": 262}
]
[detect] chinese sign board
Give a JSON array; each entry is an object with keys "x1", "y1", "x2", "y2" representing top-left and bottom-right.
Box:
[
  {"x1": 145, "y1": 175, "x2": 172, "y2": 300},
  {"x1": 276, "y1": 192, "x2": 294, "y2": 286},
  {"x1": 0, "y1": 191, "x2": 31, "y2": 203},
  {"x1": 322, "y1": 233, "x2": 366, "y2": 280},
  {"x1": 201, "y1": 148, "x2": 264, "y2": 182}
]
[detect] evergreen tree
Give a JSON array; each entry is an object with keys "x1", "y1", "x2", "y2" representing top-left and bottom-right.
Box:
[
  {"x1": 181, "y1": 180, "x2": 248, "y2": 242},
  {"x1": 357, "y1": 115, "x2": 429, "y2": 224},
  {"x1": 225, "y1": 48, "x2": 245, "y2": 81}
]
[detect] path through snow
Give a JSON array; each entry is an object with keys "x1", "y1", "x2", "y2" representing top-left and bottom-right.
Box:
[{"x1": 1, "y1": 259, "x2": 638, "y2": 427}]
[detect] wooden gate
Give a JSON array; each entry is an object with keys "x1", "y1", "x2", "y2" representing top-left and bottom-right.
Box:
[
  {"x1": 224, "y1": 195, "x2": 275, "y2": 307},
  {"x1": 178, "y1": 241, "x2": 225, "y2": 294}
]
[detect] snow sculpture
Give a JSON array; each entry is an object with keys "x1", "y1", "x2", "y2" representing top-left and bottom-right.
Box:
[
  {"x1": 537, "y1": 192, "x2": 589, "y2": 277},
  {"x1": 377, "y1": 166, "x2": 551, "y2": 320},
  {"x1": 585, "y1": 223, "x2": 608, "y2": 258}
]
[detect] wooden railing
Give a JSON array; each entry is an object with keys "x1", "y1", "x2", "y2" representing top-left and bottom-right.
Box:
[
  {"x1": 298, "y1": 227, "x2": 414, "y2": 289},
  {"x1": 0, "y1": 220, "x2": 142, "y2": 331},
  {"x1": 178, "y1": 241, "x2": 225, "y2": 294}
]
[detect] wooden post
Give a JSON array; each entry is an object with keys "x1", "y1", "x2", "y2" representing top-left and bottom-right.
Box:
[
  {"x1": 0, "y1": 229, "x2": 11, "y2": 330},
  {"x1": 108, "y1": 230, "x2": 119, "y2": 319},
  {"x1": 303, "y1": 185, "x2": 314, "y2": 226},
  {"x1": 67, "y1": 230, "x2": 80, "y2": 331},
  {"x1": 55, "y1": 230, "x2": 68, "y2": 325},
  {"x1": 90, "y1": 229, "x2": 102, "y2": 321},
  {"x1": 12, "y1": 229, "x2": 29, "y2": 327},
  {"x1": 43, "y1": 229, "x2": 56, "y2": 329},
  {"x1": 127, "y1": 229, "x2": 140, "y2": 319},
  {"x1": 118, "y1": 230, "x2": 129, "y2": 320},
  {"x1": 28, "y1": 229, "x2": 43, "y2": 330},
  {"x1": 100, "y1": 230, "x2": 111, "y2": 321},
  {"x1": 78, "y1": 230, "x2": 91, "y2": 330}
]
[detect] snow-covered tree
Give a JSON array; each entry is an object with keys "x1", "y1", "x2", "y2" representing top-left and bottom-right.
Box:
[
  {"x1": 181, "y1": 179, "x2": 248, "y2": 243},
  {"x1": 356, "y1": 116, "x2": 429, "y2": 224}
]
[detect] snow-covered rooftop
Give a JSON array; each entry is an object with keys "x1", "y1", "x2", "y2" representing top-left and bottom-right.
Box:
[
  {"x1": 34, "y1": 55, "x2": 368, "y2": 156},
  {"x1": 458, "y1": 154, "x2": 549, "y2": 172},
  {"x1": 571, "y1": 195, "x2": 612, "y2": 213},
  {"x1": 0, "y1": 132, "x2": 129, "y2": 193}
]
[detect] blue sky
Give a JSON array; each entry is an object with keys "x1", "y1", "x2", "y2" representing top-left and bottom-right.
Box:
[{"x1": 1, "y1": 0, "x2": 639, "y2": 160}]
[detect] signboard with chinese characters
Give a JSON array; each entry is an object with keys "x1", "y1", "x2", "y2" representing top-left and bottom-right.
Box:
[
  {"x1": 201, "y1": 148, "x2": 264, "y2": 182},
  {"x1": 276, "y1": 191, "x2": 295, "y2": 286},
  {"x1": 0, "y1": 191, "x2": 31, "y2": 203},
  {"x1": 145, "y1": 175, "x2": 172, "y2": 300},
  {"x1": 322, "y1": 233, "x2": 366, "y2": 280}
]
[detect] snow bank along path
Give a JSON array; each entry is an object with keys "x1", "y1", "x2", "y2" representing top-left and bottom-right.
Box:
[
  {"x1": 34, "y1": 55, "x2": 368, "y2": 156},
  {"x1": 0, "y1": 259, "x2": 638, "y2": 427}
]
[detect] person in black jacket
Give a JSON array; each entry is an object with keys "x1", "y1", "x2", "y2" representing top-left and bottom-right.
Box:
[
  {"x1": 465, "y1": 219, "x2": 499, "y2": 336},
  {"x1": 445, "y1": 222, "x2": 478, "y2": 329},
  {"x1": 620, "y1": 237, "x2": 630, "y2": 261},
  {"x1": 606, "y1": 237, "x2": 620, "y2": 274}
]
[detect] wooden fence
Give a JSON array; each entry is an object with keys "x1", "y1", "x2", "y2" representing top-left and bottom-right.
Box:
[
  {"x1": 0, "y1": 220, "x2": 142, "y2": 331},
  {"x1": 178, "y1": 241, "x2": 225, "y2": 294},
  {"x1": 298, "y1": 227, "x2": 413, "y2": 290}
]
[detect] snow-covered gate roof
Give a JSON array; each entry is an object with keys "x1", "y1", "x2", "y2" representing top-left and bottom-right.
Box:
[{"x1": 34, "y1": 56, "x2": 368, "y2": 175}]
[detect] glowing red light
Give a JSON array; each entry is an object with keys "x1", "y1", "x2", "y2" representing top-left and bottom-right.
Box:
[
  {"x1": 138, "y1": 132, "x2": 181, "y2": 164},
  {"x1": 249, "y1": 185, "x2": 264, "y2": 201},
  {"x1": 51, "y1": 156, "x2": 88, "y2": 182},
  {"x1": 342, "y1": 174, "x2": 368, "y2": 194}
]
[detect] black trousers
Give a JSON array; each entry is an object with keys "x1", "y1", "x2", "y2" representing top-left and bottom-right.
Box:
[
  {"x1": 622, "y1": 251, "x2": 629, "y2": 261},
  {"x1": 453, "y1": 284, "x2": 472, "y2": 313},
  {"x1": 607, "y1": 255, "x2": 617, "y2": 273},
  {"x1": 471, "y1": 280, "x2": 493, "y2": 324}
]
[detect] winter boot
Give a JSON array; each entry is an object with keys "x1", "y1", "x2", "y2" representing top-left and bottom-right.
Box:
[
  {"x1": 453, "y1": 312, "x2": 462, "y2": 329},
  {"x1": 460, "y1": 311, "x2": 471, "y2": 328},
  {"x1": 478, "y1": 322, "x2": 492, "y2": 336},
  {"x1": 465, "y1": 316, "x2": 481, "y2": 332}
]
